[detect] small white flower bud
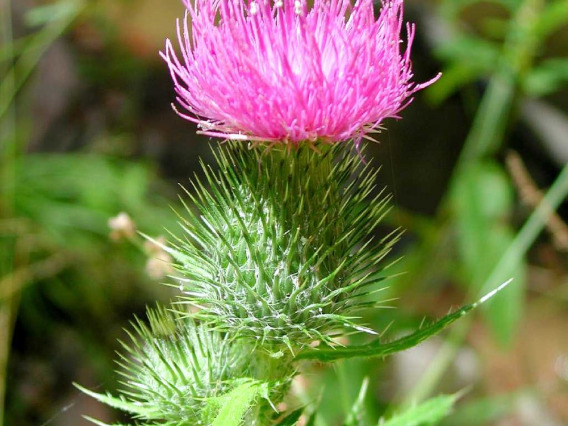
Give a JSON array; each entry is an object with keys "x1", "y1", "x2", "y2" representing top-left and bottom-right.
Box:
[
  {"x1": 108, "y1": 212, "x2": 136, "y2": 241},
  {"x1": 146, "y1": 250, "x2": 174, "y2": 280}
]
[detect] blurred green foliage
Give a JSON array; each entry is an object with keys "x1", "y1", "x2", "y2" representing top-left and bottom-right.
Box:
[
  {"x1": 1, "y1": 1, "x2": 178, "y2": 425},
  {"x1": 1, "y1": 0, "x2": 567, "y2": 425},
  {"x1": 434, "y1": 0, "x2": 567, "y2": 342}
]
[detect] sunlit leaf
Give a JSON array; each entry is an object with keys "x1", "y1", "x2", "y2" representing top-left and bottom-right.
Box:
[
  {"x1": 211, "y1": 381, "x2": 266, "y2": 426},
  {"x1": 534, "y1": 0, "x2": 568, "y2": 39},
  {"x1": 378, "y1": 394, "x2": 459, "y2": 426}
]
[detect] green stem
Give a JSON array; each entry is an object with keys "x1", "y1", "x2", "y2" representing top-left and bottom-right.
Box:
[
  {"x1": 0, "y1": 1, "x2": 84, "y2": 119},
  {"x1": 0, "y1": 3, "x2": 85, "y2": 424},
  {"x1": 405, "y1": 0, "x2": 547, "y2": 405},
  {"x1": 248, "y1": 347, "x2": 294, "y2": 424},
  {"x1": 0, "y1": 1, "x2": 17, "y2": 424}
]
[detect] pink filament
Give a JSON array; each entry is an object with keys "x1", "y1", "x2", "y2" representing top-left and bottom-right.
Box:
[{"x1": 161, "y1": 0, "x2": 440, "y2": 144}]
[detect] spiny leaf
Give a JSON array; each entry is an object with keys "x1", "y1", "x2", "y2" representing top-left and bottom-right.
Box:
[
  {"x1": 211, "y1": 381, "x2": 267, "y2": 426},
  {"x1": 75, "y1": 385, "x2": 160, "y2": 418},
  {"x1": 82, "y1": 416, "x2": 128, "y2": 426},
  {"x1": 294, "y1": 279, "x2": 512, "y2": 362}
]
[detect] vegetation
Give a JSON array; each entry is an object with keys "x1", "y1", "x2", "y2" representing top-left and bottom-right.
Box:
[{"x1": 1, "y1": 0, "x2": 567, "y2": 425}]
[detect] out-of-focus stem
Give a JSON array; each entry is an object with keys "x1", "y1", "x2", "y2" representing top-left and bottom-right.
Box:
[
  {"x1": 408, "y1": 0, "x2": 546, "y2": 405},
  {"x1": 0, "y1": 0, "x2": 17, "y2": 423},
  {"x1": 0, "y1": 3, "x2": 84, "y2": 423},
  {"x1": 0, "y1": 1, "x2": 84, "y2": 119},
  {"x1": 454, "y1": 0, "x2": 543, "y2": 167},
  {"x1": 0, "y1": 253, "x2": 70, "y2": 300},
  {"x1": 406, "y1": 160, "x2": 568, "y2": 406}
]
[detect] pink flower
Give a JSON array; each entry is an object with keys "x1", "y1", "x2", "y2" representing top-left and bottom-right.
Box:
[{"x1": 162, "y1": 0, "x2": 439, "y2": 145}]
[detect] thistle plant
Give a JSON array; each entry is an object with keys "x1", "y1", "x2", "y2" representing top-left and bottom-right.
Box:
[{"x1": 80, "y1": 1, "x2": 509, "y2": 424}]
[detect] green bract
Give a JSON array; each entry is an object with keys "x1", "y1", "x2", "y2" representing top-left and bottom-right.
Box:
[
  {"x1": 171, "y1": 143, "x2": 398, "y2": 350},
  {"x1": 79, "y1": 306, "x2": 248, "y2": 425}
]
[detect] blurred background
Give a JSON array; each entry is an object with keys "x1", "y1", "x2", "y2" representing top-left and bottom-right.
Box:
[{"x1": 1, "y1": 0, "x2": 567, "y2": 425}]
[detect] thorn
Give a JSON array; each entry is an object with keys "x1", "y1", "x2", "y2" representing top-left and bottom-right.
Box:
[{"x1": 478, "y1": 278, "x2": 514, "y2": 305}]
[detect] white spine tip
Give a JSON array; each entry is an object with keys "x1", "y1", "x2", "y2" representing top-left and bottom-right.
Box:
[
  {"x1": 478, "y1": 278, "x2": 514, "y2": 305},
  {"x1": 250, "y1": 1, "x2": 259, "y2": 15}
]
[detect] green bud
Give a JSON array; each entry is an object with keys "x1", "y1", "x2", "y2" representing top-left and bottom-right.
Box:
[{"x1": 172, "y1": 142, "x2": 398, "y2": 351}]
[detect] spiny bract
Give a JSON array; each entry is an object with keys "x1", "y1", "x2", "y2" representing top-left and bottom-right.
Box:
[
  {"x1": 81, "y1": 306, "x2": 249, "y2": 425},
  {"x1": 170, "y1": 143, "x2": 399, "y2": 351}
]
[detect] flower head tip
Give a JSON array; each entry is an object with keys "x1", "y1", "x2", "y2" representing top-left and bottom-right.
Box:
[{"x1": 161, "y1": 0, "x2": 440, "y2": 145}]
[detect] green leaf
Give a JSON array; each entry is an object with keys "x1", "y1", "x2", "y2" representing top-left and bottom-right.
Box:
[
  {"x1": 427, "y1": 36, "x2": 500, "y2": 104},
  {"x1": 343, "y1": 378, "x2": 369, "y2": 426},
  {"x1": 439, "y1": 392, "x2": 518, "y2": 426},
  {"x1": 426, "y1": 63, "x2": 488, "y2": 105},
  {"x1": 534, "y1": 0, "x2": 568, "y2": 39},
  {"x1": 82, "y1": 416, "x2": 130, "y2": 426},
  {"x1": 435, "y1": 36, "x2": 501, "y2": 66},
  {"x1": 379, "y1": 394, "x2": 459, "y2": 426},
  {"x1": 25, "y1": 1, "x2": 83, "y2": 27},
  {"x1": 211, "y1": 381, "x2": 265, "y2": 426},
  {"x1": 523, "y1": 58, "x2": 568, "y2": 96},
  {"x1": 15, "y1": 154, "x2": 175, "y2": 243},
  {"x1": 74, "y1": 384, "x2": 160, "y2": 418},
  {"x1": 278, "y1": 408, "x2": 305, "y2": 425},
  {"x1": 294, "y1": 279, "x2": 511, "y2": 362}
]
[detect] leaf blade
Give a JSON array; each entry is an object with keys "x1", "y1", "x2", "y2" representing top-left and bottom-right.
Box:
[
  {"x1": 379, "y1": 394, "x2": 459, "y2": 426},
  {"x1": 294, "y1": 281, "x2": 511, "y2": 362}
]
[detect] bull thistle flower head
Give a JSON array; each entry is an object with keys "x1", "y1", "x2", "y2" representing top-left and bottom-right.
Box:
[{"x1": 161, "y1": 0, "x2": 439, "y2": 146}]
